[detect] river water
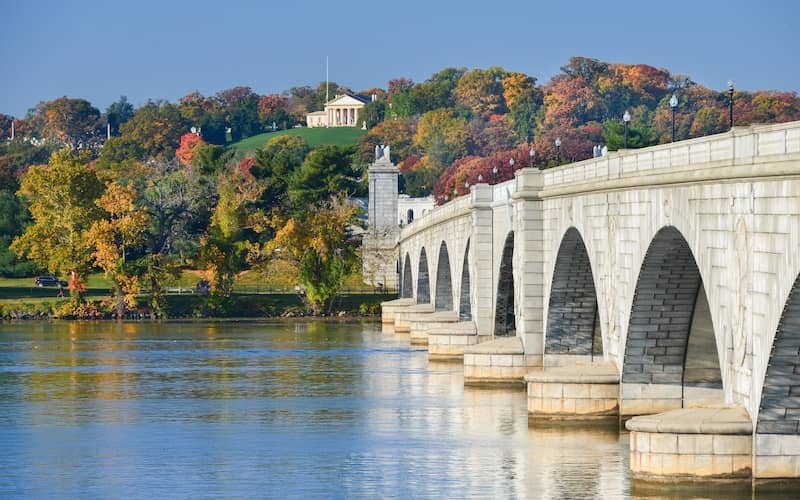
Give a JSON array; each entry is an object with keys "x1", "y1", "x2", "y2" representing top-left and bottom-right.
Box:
[{"x1": 0, "y1": 320, "x2": 767, "y2": 499}]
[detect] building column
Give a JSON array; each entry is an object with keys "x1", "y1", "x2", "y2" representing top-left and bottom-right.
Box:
[
  {"x1": 469, "y1": 184, "x2": 495, "y2": 336},
  {"x1": 512, "y1": 169, "x2": 546, "y2": 363},
  {"x1": 354, "y1": 108, "x2": 359, "y2": 127}
]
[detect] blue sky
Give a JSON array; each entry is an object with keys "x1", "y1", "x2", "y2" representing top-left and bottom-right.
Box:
[{"x1": 2, "y1": 0, "x2": 797, "y2": 117}]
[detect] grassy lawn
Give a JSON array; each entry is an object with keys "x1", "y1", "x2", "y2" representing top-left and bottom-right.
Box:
[{"x1": 229, "y1": 127, "x2": 366, "y2": 154}]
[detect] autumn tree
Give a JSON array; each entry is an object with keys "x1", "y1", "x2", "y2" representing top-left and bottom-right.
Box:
[
  {"x1": 106, "y1": 100, "x2": 189, "y2": 161},
  {"x1": 11, "y1": 150, "x2": 104, "y2": 288},
  {"x1": 413, "y1": 109, "x2": 470, "y2": 167},
  {"x1": 175, "y1": 133, "x2": 207, "y2": 166},
  {"x1": 200, "y1": 170, "x2": 266, "y2": 299},
  {"x1": 38, "y1": 97, "x2": 103, "y2": 148},
  {"x1": 454, "y1": 67, "x2": 507, "y2": 117},
  {"x1": 258, "y1": 94, "x2": 291, "y2": 129},
  {"x1": 88, "y1": 182, "x2": 150, "y2": 318},
  {"x1": 263, "y1": 194, "x2": 359, "y2": 314},
  {"x1": 359, "y1": 119, "x2": 413, "y2": 163}
]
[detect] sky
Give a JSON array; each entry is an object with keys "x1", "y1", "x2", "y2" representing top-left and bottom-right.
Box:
[{"x1": 1, "y1": 0, "x2": 798, "y2": 117}]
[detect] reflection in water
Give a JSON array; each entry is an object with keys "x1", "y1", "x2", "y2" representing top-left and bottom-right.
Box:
[{"x1": 0, "y1": 320, "x2": 760, "y2": 498}]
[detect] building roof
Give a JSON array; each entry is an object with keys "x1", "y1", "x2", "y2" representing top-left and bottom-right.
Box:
[{"x1": 325, "y1": 93, "x2": 370, "y2": 107}]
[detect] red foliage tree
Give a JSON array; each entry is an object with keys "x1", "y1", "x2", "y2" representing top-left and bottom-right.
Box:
[{"x1": 175, "y1": 133, "x2": 206, "y2": 166}]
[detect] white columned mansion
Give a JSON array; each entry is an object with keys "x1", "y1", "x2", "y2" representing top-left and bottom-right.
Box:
[{"x1": 306, "y1": 94, "x2": 372, "y2": 128}]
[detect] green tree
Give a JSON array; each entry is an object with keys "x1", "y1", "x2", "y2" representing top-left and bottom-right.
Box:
[
  {"x1": 0, "y1": 190, "x2": 35, "y2": 277},
  {"x1": 253, "y1": 135, "x2": 310, "y2": 209},
  {"x1": 106, "y1": 96, "x2": 134, "y2": 136},
  {"x1": 288, "y1": 145, "x2": 360, "y2": 211}
]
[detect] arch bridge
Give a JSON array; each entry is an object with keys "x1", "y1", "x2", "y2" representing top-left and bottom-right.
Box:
[{"x1": 386, "y1": 121, "x2": 800, "y2": 479}]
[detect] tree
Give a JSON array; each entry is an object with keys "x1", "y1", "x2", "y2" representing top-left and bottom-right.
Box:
[
  {"x1": 39, "y1": 97, "x2": 103, "y2": 148},
  {"x1": 11, "y1": 150, "x2": 104, "y2": 285},
  {"x1": 287, "y1": 145, "x2": 360, "y2": 211},
  {"x1": 0, "y1": 190, "x2": 35, "y2": 277},
  {"x1": 106, "y1": 96, "x2": 135, "y2": 136},
  {"x1": 358, "y1": 99, "x2": 386, "y2": 128},
  {"x1": 359, "y1": 119, "x2": 413, "y2": 163},
  {"x1": 253, "y1": 135, "x2": 310, "y2": 209},
  {"x1": 0, "y1": 114, "x2": 12, "y2": 140},
  {"x1": 200, "y1": 170, "x2": 266, "y2": 299},
  {"x1": 175, "y1": 133, "x2": 207, "y2": 166},
  {"x1": 258, "y1": 94, "x2": 291, "y2": 129},
  {"x1": 264, "y1": 194, "x2": 359, "y2": 314},
  {"x1": 88, "y1": 182, "x2": 150, "y2": 317},
  {"x1": 413, "y1": 109, "x2": 470, "y2": 167},
  {"x1": 115, "y1": 100, "x2": 189, "y2": 160},
  {"x1": 454, "y1": 67, "x2": 507, "y2": 117}
]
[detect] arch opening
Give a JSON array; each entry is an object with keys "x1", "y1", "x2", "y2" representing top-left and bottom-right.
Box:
[
  {"x1": 401, "y1": 253, "x2": 413, "y2": 299},
  {"x1": 546, "y1": 228, "x2": 602, "y2": 357},
  {"x1": 495, "y1": 232, "x2": 515, "y2": 337},
  {"x1": 417, "y1": 248, "x2": 430, "y2": 304},
  {"x1": 459, "y1": 239, "x2": 472, "y2": 321},
  {"x1": 407, "y1": 209, "x2": 414, "y2": 224},
  {"x1": 434, "y1": 241, "x2": 453, "y2": 311},
  {"x1": 757, "y1": 271, "x2": 800, "y2": 434},
  {"x1": 622, "y1": 226, "x2": 722, "y2": 410}
]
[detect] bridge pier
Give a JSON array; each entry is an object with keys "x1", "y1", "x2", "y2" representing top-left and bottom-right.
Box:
[
  {"x1": 525, "y1": 361, "x2": 619, "y2": 419},
  {"x1": 627, "y1": 407, "x2": 752, "y2": 481},
  {"x1": 392, "y1": 303, "x2": 434, "y2": 333},
  {"x1": 427, "y1": 321, "x2": 485, "y2": 360},
  {"x1": 408, "y1": 311, "x2": 458, "y2": 345},
  {"x1": 380, "y1": 298, "x2": 416, "y2": 327}
]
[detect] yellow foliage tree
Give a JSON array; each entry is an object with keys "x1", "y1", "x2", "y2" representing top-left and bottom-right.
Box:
[{"x1": 88, "y1": 182, "x2": 150, "y2": 317}]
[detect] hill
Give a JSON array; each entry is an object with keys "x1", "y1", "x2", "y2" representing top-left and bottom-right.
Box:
[{"x1": 229, "y1": 127, "x2": 366, "y2": 153}]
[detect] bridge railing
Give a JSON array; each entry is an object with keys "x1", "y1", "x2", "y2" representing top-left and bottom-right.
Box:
[
  {"x1": 400, "y1": 193, "x2": 473, "y2": 239},
  {"x1": 492, "y1": 178, "x2": 516, "y2": 203},
  {"x1": 542, "y1": 121, "x2": 800, "y2": 188}
]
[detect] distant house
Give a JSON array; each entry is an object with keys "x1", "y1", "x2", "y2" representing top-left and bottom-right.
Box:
[{"x1": 306, "y1": 94, "x2": 372, "y2": 128}]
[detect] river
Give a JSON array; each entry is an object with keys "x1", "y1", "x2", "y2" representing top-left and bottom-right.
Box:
[{"x1": 0, "y1": 320, "x2": 769, "y2": 498}]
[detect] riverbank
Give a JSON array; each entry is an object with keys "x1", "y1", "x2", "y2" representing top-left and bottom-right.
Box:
[{"x1": 0, "y1": 292, "x2": 394, "y2": 320}]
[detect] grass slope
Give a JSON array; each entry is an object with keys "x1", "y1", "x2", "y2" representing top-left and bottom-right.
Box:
[{"x1": 229, "y1": 127, "x2": 366, "y2": 153}]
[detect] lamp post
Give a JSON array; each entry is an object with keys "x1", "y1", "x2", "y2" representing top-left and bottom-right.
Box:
[
  {"x1": 622, "y1": 111, "x2": 631, "y2": 149},
  {"x1": 555, "y1": 137, "x2": 561, "y2": 164},
  {"x1": 508, "y1": 157, "x2": 515, "y2": 179},
  {"x1": 529, "y1": 147, "x2": 536, "y2": 168},
  {"x1": 669, "y1": 94, "x2": 678, "y2": 142},
  {"x1": 728, "y1": 80, "x2": 735, "y2": 129},
  {"x1": 492, "y1": 165, "x2": 498, "y2": 184}
]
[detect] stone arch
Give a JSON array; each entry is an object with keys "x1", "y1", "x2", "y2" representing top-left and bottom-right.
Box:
[
  {"x1": 621, "y1": 226, "x2": 722, "y2": 411},
  {"x1": 417, "y1": 247, "x2": 430, "y2": 304},
  {"x1": 757, "y1": 271, "x2": 800, "y2": 434},
  {"x1": 459, "y1": 239, "x2": 472, "y2": 321},
  {"x1": 401, "y1": 253, "x2": 413, "y2": 298},
  {"x1": 546, "y1": 228, "x2": 601, "y2": 357},
  {"x1": 434, "y1": 241, "x2": 453, "y2": 311},
  {"x1": 495, "y1": 231, "x2": 515, "y2": 336}
]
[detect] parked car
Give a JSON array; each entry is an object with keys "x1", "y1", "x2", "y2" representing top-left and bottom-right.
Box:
[
  {"x1": 196, "y1": 280, "x2": 210, "y2": 293},
  {"x1": 35, "y1": 276, "x2": 67, "y2": 287}
]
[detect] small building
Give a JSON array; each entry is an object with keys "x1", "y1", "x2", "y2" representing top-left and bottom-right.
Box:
[{"x1": 306, "y1": 94, "x2": 371, "y2": 128}]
